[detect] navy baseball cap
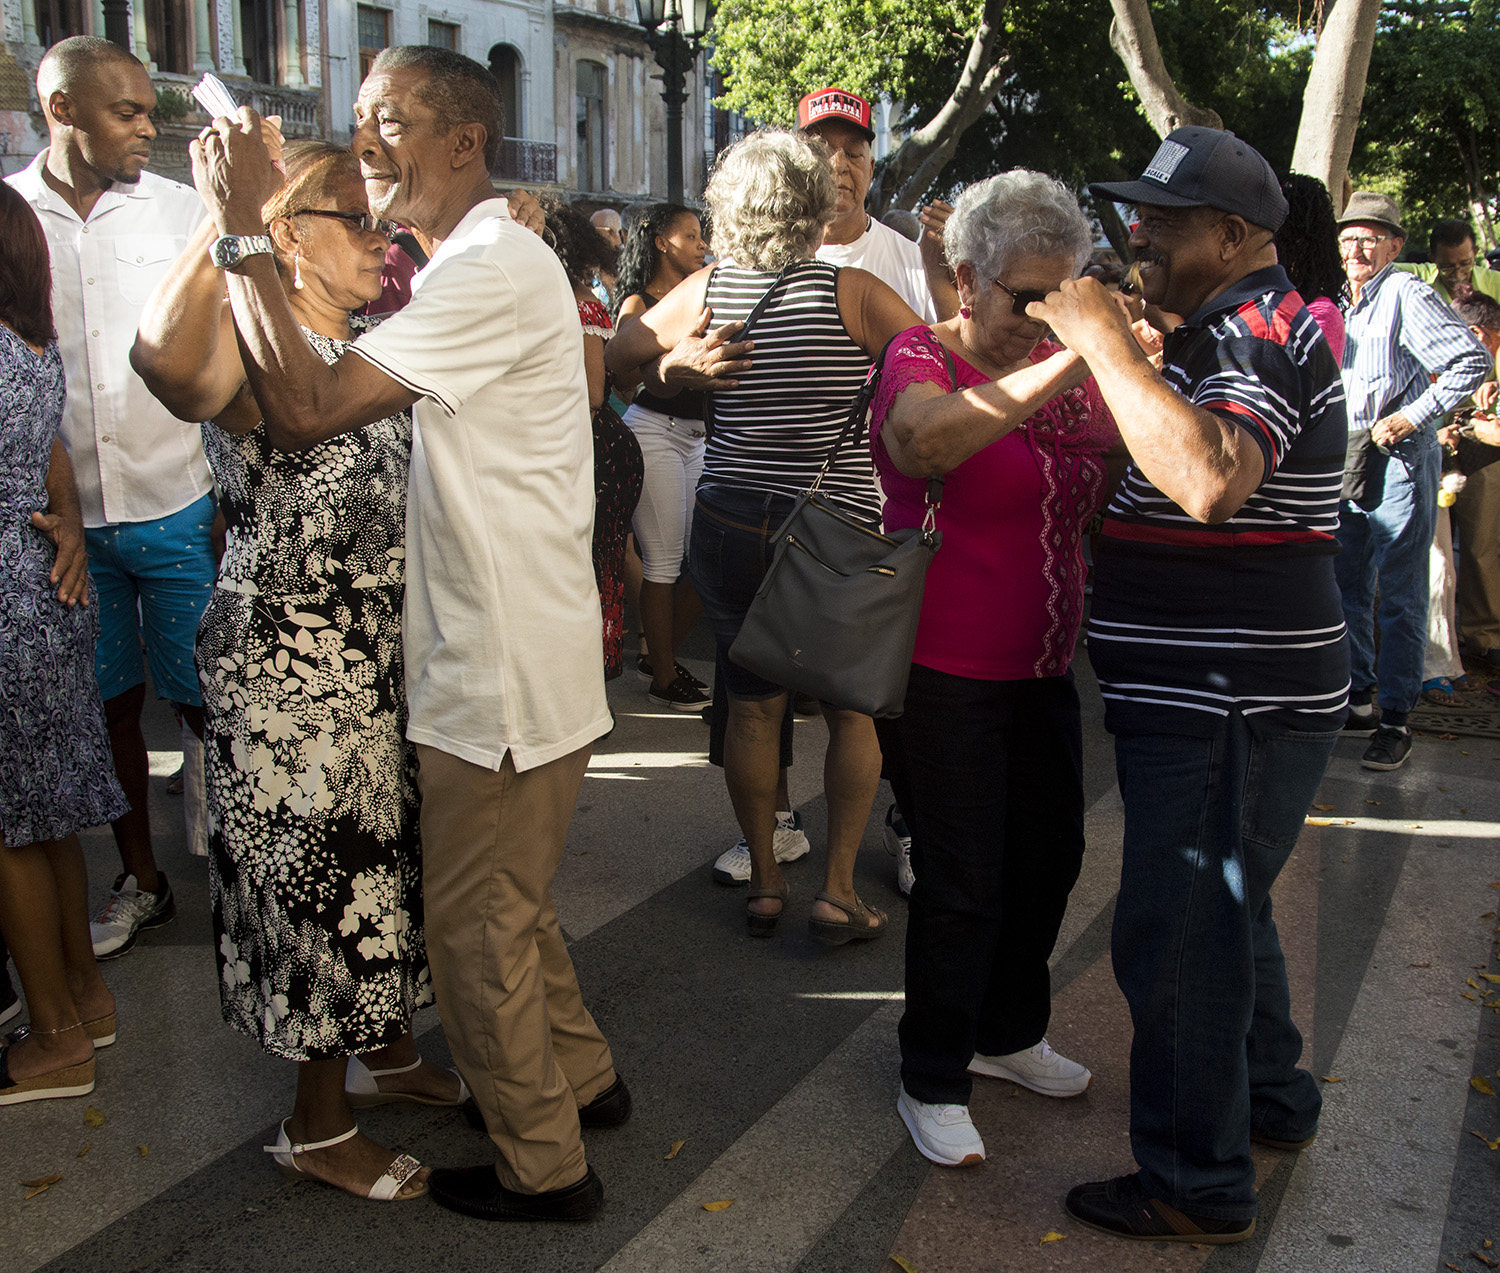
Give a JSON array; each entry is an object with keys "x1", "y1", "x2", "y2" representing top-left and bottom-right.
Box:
[{"x1": 1089, "y1": 127, "x2": 1288, "y2": 232}]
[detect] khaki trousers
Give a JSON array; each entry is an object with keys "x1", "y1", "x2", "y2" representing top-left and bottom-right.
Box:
[
  {"x1": 417, "y1": 742, "x2": 615, "y2": 1193},
  {"x1": 1455, "y1": 460, "x2": 1500, "y2": 651}
]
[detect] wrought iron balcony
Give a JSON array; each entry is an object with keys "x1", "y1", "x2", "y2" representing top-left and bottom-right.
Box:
[{"x1": 492, "y1": 138, "x2": 558, "y2": 185}]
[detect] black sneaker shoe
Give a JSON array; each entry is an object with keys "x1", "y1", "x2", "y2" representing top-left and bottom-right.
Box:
[
  {"x1": 638, "y1": 655, "x2": 707, "y2": 692},
  {"x1": 1361, "y1": 724, "x2": 1412, "y2": 771},
  {"x1": 427, "y1": 1163, "x2": 603, "y2": 1221},
  {"x1": 1341, "y1": 702, "x2": 1379, "y2": 734},
  {"x1": 1064, "y1": 1173, "x2": 1254, "y2": 1244},
  {"x1": 648, "y1": 672, "x2": 710, "y2": 712}
]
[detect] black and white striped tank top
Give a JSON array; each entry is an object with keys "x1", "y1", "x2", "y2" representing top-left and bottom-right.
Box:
[{"x1": 701, "y1": 260, "x2": 876, "y2": 517}]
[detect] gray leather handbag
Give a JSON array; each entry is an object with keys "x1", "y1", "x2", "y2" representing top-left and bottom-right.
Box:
[{"x1": 728, "y1": 337, "x2": 949, "y2": 719}]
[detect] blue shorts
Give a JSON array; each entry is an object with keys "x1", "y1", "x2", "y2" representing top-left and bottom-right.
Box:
[{"x1": 85, "y1": 492, "x2": 216, "y2": 706}]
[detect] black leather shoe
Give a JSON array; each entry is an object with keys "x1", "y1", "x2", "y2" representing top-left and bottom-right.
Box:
[
  {"x1": 1065, "y1": 1174, "x2": 1254, "y2": 1244},
  {"x1": 427, "y1": 1164, "x2": 603, "y2": 1221},
  {"x1": 579, "y1": 1075, "x2": 632, "y2": 1128}
]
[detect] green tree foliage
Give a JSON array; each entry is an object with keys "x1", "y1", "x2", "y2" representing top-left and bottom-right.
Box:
[{"x1": 1353, "y1": 0, "x2": 1500, "y2": 250}]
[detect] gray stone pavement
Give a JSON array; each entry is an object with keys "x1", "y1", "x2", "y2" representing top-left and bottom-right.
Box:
[{"x1": 3, "y1": 630, "x2": 1499, "y2": 1273}]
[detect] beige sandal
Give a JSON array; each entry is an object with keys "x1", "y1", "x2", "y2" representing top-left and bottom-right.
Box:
[
  {"x1": 263, "y1": 1120, "x2": 426, "y2": 1201},
  {"x1": 808, "y1": 891, "x2": 888, "y2": 946},
  {"x1": 344, "y1": 1055, "x2": 470, "y2": 1108}
]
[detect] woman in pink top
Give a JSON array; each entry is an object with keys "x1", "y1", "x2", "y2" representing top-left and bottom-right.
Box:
[
  {"x1": 869, "y1": 172, "x2": 1119, "y2": 1168},
  {"x1": 1274, "y1": 174, "x2": 1348, "y2": 361}
]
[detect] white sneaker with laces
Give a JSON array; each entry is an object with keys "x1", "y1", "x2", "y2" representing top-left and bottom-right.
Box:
[
  {"x1": 896, "y1": 1086, "x2": 985, "y2": 1166},
  {"x1": 710, "y1": 811, "x2": 811, "y2": 884},
  {"x1": 968, "y1": 1038, "x2": 1092, "y2": 1097},
  {"x1": 91, "y1": 872, "x2": 176, "y2": 959},
  {"x1": 882, "y1": 804, "x2": 914, "y2": 896}
]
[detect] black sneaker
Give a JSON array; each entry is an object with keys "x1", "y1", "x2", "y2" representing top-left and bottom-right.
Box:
[
  {"x1": 647, "y1": 673, "x2": 710, "y2": 712},
  {"x1": 1065, "y1": 1173, "x2": 1254, "y2": 1244},
  {"x1": 637, "y1": 654, "x2": 708, "y2": 692},
  {"x1": 1341, "y1": 702, "x2": 1379, "y2": 734},
  {"x1": 1361, "y1": 724, "x2": 1412, "y2": 771}
]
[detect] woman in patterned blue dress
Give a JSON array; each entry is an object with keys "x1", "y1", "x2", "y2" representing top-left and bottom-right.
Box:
[
  {"x1": 134, "y1": 142, "x2": 458, "y2": 1201},
  {"x1": 0, "y1": 183, "x2": 129, "y2": 1105}
]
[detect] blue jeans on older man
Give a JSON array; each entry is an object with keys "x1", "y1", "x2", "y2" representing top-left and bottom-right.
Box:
[
  {"x1": 1111, "y1": 711, "x2": 1335, "y2": 1221},
  {"x1": 1334, "y1": 431, "x2": 1440, "y2": 722}
]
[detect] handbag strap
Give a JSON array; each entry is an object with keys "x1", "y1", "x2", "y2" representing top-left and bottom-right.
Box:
[
  {"x1": 701, "y1": 262, "x2": 794, "y2": 438},
  {"x1": 810, "y1": 332, "x2": 958, "y2": 532}
]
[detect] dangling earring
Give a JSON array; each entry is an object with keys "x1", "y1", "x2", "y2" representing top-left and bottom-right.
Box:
[
  {"x1": 959, "y1": 303, "x2": 971, "y2": 319},
  {"x1": 292, "y1": 252, "x2": 305, "y2": 291}
]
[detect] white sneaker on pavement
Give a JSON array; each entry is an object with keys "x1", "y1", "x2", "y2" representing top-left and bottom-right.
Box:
[
  {"x1": 91, "y1": 872, "x2": 176, "y2": 959},
  {"x1": 968, "y1": 1038, "x2": 1092, "y2": 1097},
  {"x1": 711, "y1": 811, "x2": 811, "y2": 885},
  {"x1": 896, "y1": 1086, "x2": 985, "y2": 1166},
  {"x1": 882, "y1": 804, "x2": 913, "y2": 897}
]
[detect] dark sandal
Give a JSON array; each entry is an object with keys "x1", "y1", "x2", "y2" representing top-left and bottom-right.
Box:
[
  {"x1": 746, "y1": 882, "x2": 789, "y2": 938},
  {"x1": 807, "y1": 890, "x2": 887, "y2": 947}
]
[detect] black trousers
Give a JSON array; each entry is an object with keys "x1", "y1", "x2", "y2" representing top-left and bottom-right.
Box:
[{"x1": 876, "y1": 665, "x2": 1086, "y2": 1105}]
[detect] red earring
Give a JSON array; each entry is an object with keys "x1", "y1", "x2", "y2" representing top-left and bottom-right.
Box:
[{"x1": 959, "y1": 304, "x2": 971, "y2": 319}]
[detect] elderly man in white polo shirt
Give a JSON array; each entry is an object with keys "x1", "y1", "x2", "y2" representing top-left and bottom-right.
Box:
[
  {"x1": 8, "y1": 37, "x2": 214, "y2": 961},
  {"x1": 186, "y1": 44, "x2": 628, "y2": 1223}
]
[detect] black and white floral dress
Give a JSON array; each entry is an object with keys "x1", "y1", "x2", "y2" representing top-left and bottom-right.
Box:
[{"x1": 198, "y1": 318, "x2": 430, "y2": 1061}]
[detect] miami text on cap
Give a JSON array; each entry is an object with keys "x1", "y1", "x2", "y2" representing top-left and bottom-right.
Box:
[{"x1": 796, "y1": 88, "x2": 876, "y2": 142}]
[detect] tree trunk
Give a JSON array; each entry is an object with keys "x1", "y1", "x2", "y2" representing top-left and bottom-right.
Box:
[
  {"x1": 1094, "y1": 196, "x2": 1136, "y2": 263},
  {"x1": 1107, "y1": 0, "x2": 1222, "y2": 137},
  {"x1": 1289, "y1": 0, "x2": 1382, "y2": 210},
  {"x1": 867, "y1": 0, "x2": 1010, "y2": 214}
]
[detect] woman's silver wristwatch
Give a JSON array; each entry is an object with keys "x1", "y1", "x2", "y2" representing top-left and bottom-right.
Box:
[{"x1": 209, "y1": 234, "x2": 275, "y2": 269}]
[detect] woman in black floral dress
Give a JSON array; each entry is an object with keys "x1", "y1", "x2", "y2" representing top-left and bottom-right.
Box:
[
  {"x1": 0, "y1": 184, "x2": 128, "y2": 1106},
  {"x1": 135, "y1": 143, "x2": 459, "y2": 1202},
  {"x1": 539, "y1": 197, "x2": 644, "y2": 680}
]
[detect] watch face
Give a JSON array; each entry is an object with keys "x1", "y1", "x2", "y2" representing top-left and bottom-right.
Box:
[{"x1": 212, "y1": 236, "x2": 242, "y2": 268}]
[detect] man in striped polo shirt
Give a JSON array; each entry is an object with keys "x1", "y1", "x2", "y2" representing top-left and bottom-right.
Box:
[{"x1": 1031, "y1": 129, "x2": 1349, "y2": 1244}]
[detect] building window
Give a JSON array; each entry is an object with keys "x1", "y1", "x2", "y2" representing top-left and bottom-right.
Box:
[
  {"x1": 239, "y1": 0, "x2": 278, "y2": 84},
  {"x1": 427, "y1": 19, "x2": 458, "y2": 50},
  {"x1": 357, "y1": 5, "x2": 390, "y2": 80},
  {"x1": 34, "y1": 0, "x2": 84, "y2": 47},
  {"x1": 488, "y1": 44, "x2": 521, "y2": 138},
  {"x1": 142, "y1": 0, "x2": 192, "y2": 74},
  {"x1": 575, "y1": 59, "x2": 606, "y2": 193}
]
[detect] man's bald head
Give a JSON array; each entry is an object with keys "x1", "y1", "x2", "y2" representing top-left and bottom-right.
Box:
[
  {"x1": 591, "y1": 208, "x2": 622, "y2": 248},
  {"x1": 37, "y1": 37, "x2": 157, "y2": 187}
]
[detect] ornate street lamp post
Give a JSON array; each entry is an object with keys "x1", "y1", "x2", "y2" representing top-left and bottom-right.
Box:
[{"x1": 635, "y1": 0, "x2": 715, "y2": 204}]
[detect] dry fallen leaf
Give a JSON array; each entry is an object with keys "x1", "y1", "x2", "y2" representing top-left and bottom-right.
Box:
[
  {"x1": 1471, "y1": 1076, "x2": 1496, "y2": 1097},
  {"x1": 1041, "y1": 1232, "x2": 1066, "y2": 1243},
  {"x1": 1483, "y1": 912, "x2": 1498, "y2": 920},
  {"x1": 20, "y1": 1174, "x2": 62, "y2": 1189},
  {"x1": 1470, "y1": 1130, "x2": 1500, "y2": 1150},
  {"x1": 24, "y1": 1186, "x2": 52, "y2": 1200},
  {"x1": 1486, "y1": 1239, "x2": 1494, "y2": 1248},
  {"x1": 664, "y1": 1140, "x2": 687, "y2": 1161},
  {"x1": 1407, "y1": 824, "x2": 1424, "y2": 830},
  {"x1": 1366, "y1": 799, "x2": 1382, "y2": 805},
  {"x1": 1463, "y1": 992, "x2": 1479, "y2": 1001},
  {"x1": 702, "y1": 1200, "x2": 733, "y2": 1212},
  {"x1": 1311, "y1": 803, "x2": 1335, "y2": 811},
  {"x1": 1471, "y1": 1250, "x2": 1498, "y2": 1269},
  {"x1": 890, "y1": 1257, "x2": 920, "y2": 1273},
  {"x1": 1471, "y1": 978, "x2": 1485, "y2": 990},
  {"x1": 1306, "y1": 817, "x2": 1334, "y2": 827},
  {"x1": 1439, "y1": 735, "x2": 1459, "y2": 741},
  {"x1": 1321, "y1": 1075, "x2": 1344, "y2": 1083},
  {"x1": 1483, "y1": 974, "x2": 1500, "y2": 984},
  {"x1": 76, "y1": 1144, "x2": 90, "y2": 1159},
  {"x1": 137, "y1": 1145, "x2": 148, "y2": 1157},
  {"x1": 1410, "y1": 962, "x2": 1432, "y2": 968},
  {"x1": 82, "y1": 1106, "x2": 105, "y2": 1128}
]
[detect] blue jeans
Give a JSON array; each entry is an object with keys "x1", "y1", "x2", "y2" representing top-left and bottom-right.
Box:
[
  {"x1": 1111, "y1": 714, "x2": 1335, "y2": 1220},
  {"x1": 1334, "y1": 432, "x2": 1439, "y2": 717}
]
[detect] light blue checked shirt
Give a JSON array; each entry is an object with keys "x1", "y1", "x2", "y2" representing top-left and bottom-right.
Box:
[{"x1": 1341, "y1": 265, "x2": 1490, "y2": 434}]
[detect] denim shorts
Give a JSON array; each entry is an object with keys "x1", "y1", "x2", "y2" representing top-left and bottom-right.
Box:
[
  {"x1": 86, "y1": 492, "x2": 217, "y2": 705},
  {"x1": 688, "y1": 483, "x2": 802, "y2": 701}
]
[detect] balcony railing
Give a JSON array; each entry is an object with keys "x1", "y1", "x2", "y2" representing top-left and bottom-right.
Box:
[{"x1": 492, "y1": 138, "x2": 558, "y2": 185}]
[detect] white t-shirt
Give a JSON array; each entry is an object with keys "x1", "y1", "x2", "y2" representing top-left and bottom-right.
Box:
[
  {"x1": 351, "y1": 199, "x2": 610, "y2": 772},
  {"x1": 816, "y1": 217, "x2": 936, "y2": 321},
  {"x1": 8, "y1": 153, "x2": 211, "y2": 527}
]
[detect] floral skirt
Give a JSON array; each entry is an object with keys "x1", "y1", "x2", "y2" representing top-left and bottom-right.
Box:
[{"x1": 198, "y1": 584, "x2": 431, "y2": 1060}]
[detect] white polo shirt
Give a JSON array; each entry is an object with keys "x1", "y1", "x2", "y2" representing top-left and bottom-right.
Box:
[
  {"x1": 817, "y1": 216, "x2": 936, "y2": 321},
  {"x1": 351, "y1": 198, "x2": 610, "y2": 772},
  {"x1": 8, "y1": 152, "x2": 212, "y2": 528}
]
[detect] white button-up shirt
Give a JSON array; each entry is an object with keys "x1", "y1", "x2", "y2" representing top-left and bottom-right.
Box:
[{"x1": 8, "y1": 152, "x2": 212, "y2": 527}]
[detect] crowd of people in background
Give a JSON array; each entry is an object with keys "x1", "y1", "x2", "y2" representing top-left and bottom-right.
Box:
[{"x1": 3, "y1": 32, "x2": 1499, "y2": 1247}]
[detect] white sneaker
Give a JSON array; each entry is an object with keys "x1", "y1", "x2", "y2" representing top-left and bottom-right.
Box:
[
  {"x1": 91, "y1": 873, "x2": 176, "y2": 959},
  {"x1": 711, "y1": 811, "x2": 811, "y2": 885},
  {"x1": 968, "y1": 1039, "x2": 1091, "y2": 1097},
  {"x1": 896, "y1": 1086, "x2": 985, "y2": 1166},
  {"x1": 882, "y1": 804, "x2": 914, "y2": 896}
]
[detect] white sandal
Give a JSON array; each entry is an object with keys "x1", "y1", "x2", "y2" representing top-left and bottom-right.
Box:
[
  {"x1": 344, "y1": 1055, "x2": 471, "y2": 1109},
  {"x1": 262, "y1": 1119, "x2": 426, "y2": 1201}
]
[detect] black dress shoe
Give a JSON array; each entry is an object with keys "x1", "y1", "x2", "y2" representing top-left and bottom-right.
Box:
[
  {"x1": 1064, "y1": 1174, "x2": 1254, "y2": 1244},
  {"x1": 461, "y1": 1075, "x2": 632, "y2": 1134},
  {"x1": 579, "y1": 1075, "x2": 632, "y2": 1128},
  {"x1": 428, "y1": 1164, "x2": 603, "y2": 1221}
]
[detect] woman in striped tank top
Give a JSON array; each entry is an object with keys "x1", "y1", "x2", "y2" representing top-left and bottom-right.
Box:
[{"x1": 608, "y1": 130, "x2": 920, "y2": 942}]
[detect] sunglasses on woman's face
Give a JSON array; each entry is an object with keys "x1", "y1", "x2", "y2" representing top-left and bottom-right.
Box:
[
  {"x1": 293, "y1": 209, "x2": 397, "y2": 239},
  {"x1": 992, "y1": 277, "x2": 1050, "y2": 317}
]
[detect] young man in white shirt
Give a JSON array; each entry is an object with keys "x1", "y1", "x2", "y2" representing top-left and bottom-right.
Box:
[
  {"x1": 8, "y1": 37, "x2": 214, "y2": 959},
  {"x1": 188, "y1": 45, "x2": 626, "y2": 1222}
]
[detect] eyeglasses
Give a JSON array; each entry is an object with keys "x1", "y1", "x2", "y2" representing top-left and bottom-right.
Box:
[
  {"x1": 292, "y1": 209, "x2": 397, "y2": 239},
  {"x1": 1337, "y1": 233, "x2": 1390, "y2": 253},
  {"x1": 992, "y1": 277, "x2": 1050, "y2": 317}
]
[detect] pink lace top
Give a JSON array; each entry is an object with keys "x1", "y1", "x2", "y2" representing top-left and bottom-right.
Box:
[{"x1": 869, "y1": 325, "x2": 1119, "y2": 681}]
